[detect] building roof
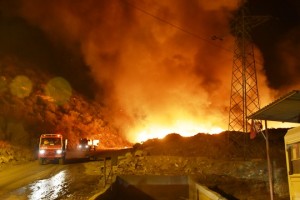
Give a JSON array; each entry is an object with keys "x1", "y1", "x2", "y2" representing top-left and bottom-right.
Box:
[{"x1": 248, "y1": 90, "x2": 300, "y2": 123}]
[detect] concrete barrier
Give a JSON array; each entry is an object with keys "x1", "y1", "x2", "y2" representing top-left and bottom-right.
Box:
[
  {"x1": 93, "y1": 175, "x2": 227, "y2": 200},
  {"x1": 189, "y1": 178, "x2": 227, "y2": 200}
]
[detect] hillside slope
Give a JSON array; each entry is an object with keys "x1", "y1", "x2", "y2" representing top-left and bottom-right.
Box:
[{"x1": 0, "y1": 56, "x2": 131, "y2": 152}]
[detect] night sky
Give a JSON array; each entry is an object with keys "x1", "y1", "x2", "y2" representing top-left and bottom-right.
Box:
[
  {"x1": 248, "y1": 0, "x2": 300, "y2": 90},
  {"x1": 0, "y1": 0, "x2": 299, "y2": 139}
]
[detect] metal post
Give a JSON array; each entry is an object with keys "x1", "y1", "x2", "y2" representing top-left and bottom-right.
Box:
[
  {"x1": 103, "y1": 157, "x2": 107, "y2": 187},
  {"x1": 265, "y1": 120, "x2": 274, "y2": 200}
]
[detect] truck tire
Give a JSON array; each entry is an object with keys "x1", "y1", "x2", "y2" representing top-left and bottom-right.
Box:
[
  {"x1": 59, "y1": 157, "x2": 65, "y2": 165},
  {"x1": 39, "y1": 158, "x2": 45, "y2": 165}
]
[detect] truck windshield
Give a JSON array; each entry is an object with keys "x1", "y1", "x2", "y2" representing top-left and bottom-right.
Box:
[{"x1": 41, "y1": 138, "x2": 61, "y2": 146}]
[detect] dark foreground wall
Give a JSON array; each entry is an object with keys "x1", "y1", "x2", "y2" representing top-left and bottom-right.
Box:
[{"x1": 97, "y1": 175, "x2": 189, "y2": 200}]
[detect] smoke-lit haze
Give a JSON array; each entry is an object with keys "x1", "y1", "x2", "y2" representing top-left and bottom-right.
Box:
[{"x1": 1, "y1": 0, "x2": 300, "y2": 142}]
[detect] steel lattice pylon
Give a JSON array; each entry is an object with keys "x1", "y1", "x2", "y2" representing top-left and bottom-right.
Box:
[
  {"x1": 228, "y1": 25, "x2": 260, "y2": 132},
  {"x1": 228, "y1": 5, "x2": 263, "y2": 134}
]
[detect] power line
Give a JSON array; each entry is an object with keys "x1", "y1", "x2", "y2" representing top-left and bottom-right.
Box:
[{"x1": 123, "y1": 0, "x2": 232, "y2": 53}]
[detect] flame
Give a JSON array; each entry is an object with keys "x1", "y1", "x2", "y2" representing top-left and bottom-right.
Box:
[
  {"x1": 133, "y1": 125, "x2": 224, "y2": 143},
  {"x1": 126, "y1": 116, "x2": 225, "y2": 143}
]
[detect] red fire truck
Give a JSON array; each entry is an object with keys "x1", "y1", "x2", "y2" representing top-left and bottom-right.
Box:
[{"x1": 38, "y1": 133, "x2": 67, "y2": 165}]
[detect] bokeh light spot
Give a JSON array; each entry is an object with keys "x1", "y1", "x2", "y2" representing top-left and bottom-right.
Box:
[
  {"x1": 45, "y1": 77, "x2": 72, "y2": 105},
  {"x1": 9, "y1": 75, "x2": 33, "y2": 98}
]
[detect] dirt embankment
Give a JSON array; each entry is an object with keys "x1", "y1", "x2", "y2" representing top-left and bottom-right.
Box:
[
  {"x1": 99, "y1": 131, "x2": 290, "y2": 200},
  {"x1": 0, "y1": 141, "x2": 35, "y2": 167}
]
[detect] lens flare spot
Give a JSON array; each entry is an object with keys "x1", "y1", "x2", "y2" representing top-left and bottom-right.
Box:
[
  {"x1": 9, "y1": 75, "x2": 33, "y2": 98},
  {"x1": 45, "y1": 77, "x2": 72, "y2": 105}
]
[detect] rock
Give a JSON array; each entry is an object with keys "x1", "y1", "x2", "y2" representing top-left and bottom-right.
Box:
[{"x1": 134, "y1": 150, "x2": 144, "y2": 157}]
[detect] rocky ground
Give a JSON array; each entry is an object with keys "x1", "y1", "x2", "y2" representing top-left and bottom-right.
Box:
[
  {"x1": 89, "y1": 130, "x2": 290, "y2": 200},
  {"x1": 0, "y1": 140, "x2": 35, "y2": 166}
]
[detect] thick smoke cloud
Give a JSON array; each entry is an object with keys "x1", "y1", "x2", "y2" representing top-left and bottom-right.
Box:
[
  {"x1": 2, "y1": 0, "x2": 299, "y2": 141},
  {"x1": 249, "y1": 0, "x2": 300, "y2": 95}
]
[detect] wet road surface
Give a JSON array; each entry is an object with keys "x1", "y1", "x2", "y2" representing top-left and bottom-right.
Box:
[{"x1": 0, "y1": 160, "x2": 101, "y2": 200}]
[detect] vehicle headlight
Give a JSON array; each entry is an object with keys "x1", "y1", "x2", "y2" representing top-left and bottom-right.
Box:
[
  {"x1": 85, "y1": 145, "x2": 89, "y2": 149},
  {"x1": 39, "y1": 149, "x2": 45, "y2": 154},
  {"x1": 56, "y1": 150, "x2": 62, "y2": 154},
  {"x1": 78, "y1": 145, "x2": 82, "y2": 149}
]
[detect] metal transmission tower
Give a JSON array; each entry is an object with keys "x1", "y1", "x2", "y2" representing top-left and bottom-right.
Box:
[{"x1": 228, "y1": 4, "x2": 270, "y2": 133}]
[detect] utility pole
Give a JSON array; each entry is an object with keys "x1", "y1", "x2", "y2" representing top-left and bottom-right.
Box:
[{"x1": 228, "y1": 2, "x2": 270, "y2": 149}]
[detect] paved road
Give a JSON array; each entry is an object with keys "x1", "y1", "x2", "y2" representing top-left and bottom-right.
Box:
[
  {"x1": 0, "y1": 148, "x2": 132, "y2": 200},
  {"x1": 0, "y1": 159, "x2": 101, "y2": 200},
  {"x1": 0, "y1": 161, "x2": 65, "y2": 199}
]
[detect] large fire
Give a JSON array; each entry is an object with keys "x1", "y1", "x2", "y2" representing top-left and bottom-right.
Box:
[
  {"x1": 5, "y1": 0, "x2": 299, "y2": 144},
  {"x1": 128, "y1": 120, "x2": 224, "y2": 143},
  {"x1": 128, "y1": 115, "x2": 299, "y2": 143}
]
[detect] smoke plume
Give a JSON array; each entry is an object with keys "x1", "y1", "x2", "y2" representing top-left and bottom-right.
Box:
[{"x1": 3, "y1": 0, "x2": 299, "y2": 142}]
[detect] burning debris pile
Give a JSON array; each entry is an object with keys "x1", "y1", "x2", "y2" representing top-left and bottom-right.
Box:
[{"x1": 135, "y1": 130, "x2": 288, "y2": 160}]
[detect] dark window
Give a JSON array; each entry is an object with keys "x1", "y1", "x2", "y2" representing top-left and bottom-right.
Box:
[
  {"x1": 288, "y1": 142, "x2": 300, "y2": 174},
  {"x1": 41, "y1": 138, "x2": 61, "y2": 146}
]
